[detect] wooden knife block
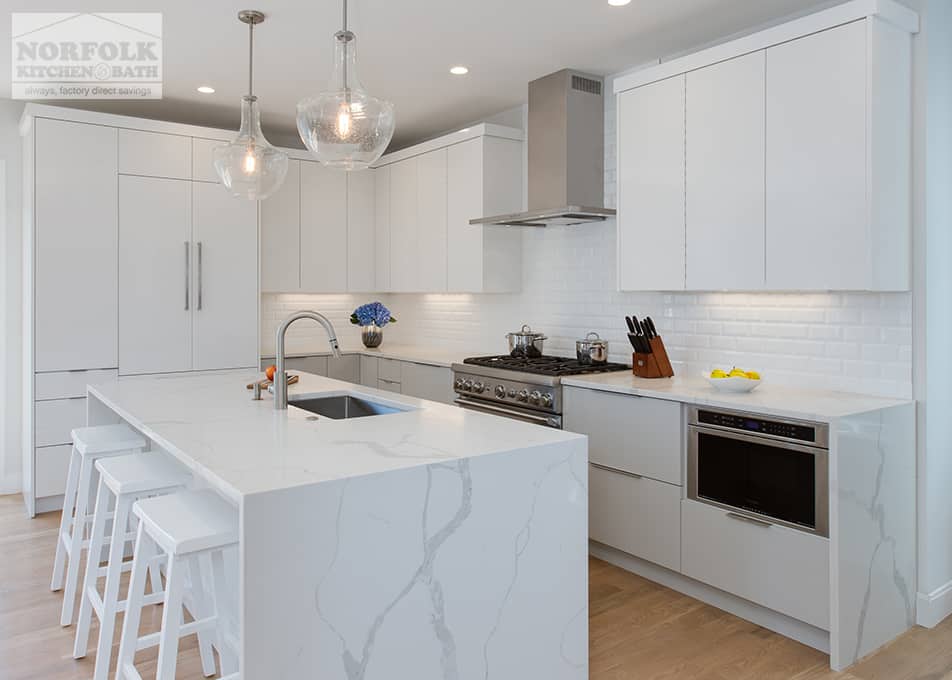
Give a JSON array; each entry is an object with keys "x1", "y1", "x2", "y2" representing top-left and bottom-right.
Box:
[{"x1": 632, "y1": 336, "x2": 675, "y2": 379}]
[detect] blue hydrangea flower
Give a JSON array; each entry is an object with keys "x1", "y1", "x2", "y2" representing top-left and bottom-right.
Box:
[{"x1": 350, "y1": 301, "x2": 396, "y2": 327}]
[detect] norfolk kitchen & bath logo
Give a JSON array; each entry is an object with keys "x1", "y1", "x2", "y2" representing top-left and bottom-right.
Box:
[{"x1": 12, "y1": 13, "x2": 162, "y2": 99}]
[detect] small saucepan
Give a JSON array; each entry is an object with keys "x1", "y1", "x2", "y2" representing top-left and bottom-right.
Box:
[
  {"x1": 506, "y1": 324, "x2": 547, "y2": 358},
  {"x1": 576, "y1": 332, "x2": 609, "y2": 365}
]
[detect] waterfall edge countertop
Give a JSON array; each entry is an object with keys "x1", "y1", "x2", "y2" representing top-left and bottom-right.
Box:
[{"x1": 87, "y1": 369, "x2": 584, "y2": 504}]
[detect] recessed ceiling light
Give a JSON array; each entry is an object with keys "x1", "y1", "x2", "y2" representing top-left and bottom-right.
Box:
[
  {"x1": 197, "y1": 85, "x2": 215, "y2": 94},
  {"x1": 608, "y1": 0, "x2": 631, "y2": 5},
  {"x1": 450, "y1": 66, "x2": 469, "y2": 76}
]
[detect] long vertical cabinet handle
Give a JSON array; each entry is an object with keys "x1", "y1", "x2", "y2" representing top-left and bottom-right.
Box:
[
  {"x1": 184, "y1": 242, "x2": 190, "y2": 310},
  {"x1": 197, "y1": 241, "x2": 203, "y2": 310}
]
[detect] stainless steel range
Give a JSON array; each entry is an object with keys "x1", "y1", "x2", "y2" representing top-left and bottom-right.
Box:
[{"x1": 452, "y1": 355, "x2": 629, "y2": 428}]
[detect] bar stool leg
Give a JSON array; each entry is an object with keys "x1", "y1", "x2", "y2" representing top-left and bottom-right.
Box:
[
  {"x1": 61, "y1": 455, "x2": 94, "y2": 626},
  {"x1": 155, "y1": 554, "x2": 186, "y2": 680},
  {"x1": 188, "y1": 555, "x2": 218, "y2": 677},
  {"x1": 72, "y1": 476, "x2": 110, "y2": 659},
  {"x1": 116, "y1": 523, "x2": 153, "y2": 680},
  {"x1": 96, "y1": 496, "x2": 135, "y2": 679},
  {"x1": 211, "y1": 549, "x2": 239, "y2": 675},
  {"x1": 51, "y1": 445, "x2": 80, "y2": 592}
]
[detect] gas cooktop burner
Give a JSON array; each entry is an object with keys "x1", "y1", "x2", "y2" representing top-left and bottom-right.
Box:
[{"x1": 463, "y1": 355, "x2": 629, "y2": 377}]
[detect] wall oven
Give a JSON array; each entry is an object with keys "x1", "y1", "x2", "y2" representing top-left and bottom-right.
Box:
[{"x1": 687, "y1": 406, "x2": 829, "y2": 537}]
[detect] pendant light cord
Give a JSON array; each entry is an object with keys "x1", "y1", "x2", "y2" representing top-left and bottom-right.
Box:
[
  {"x1": 341, "y1": 0, "x2": 349, "y2": 93},
  {"x1": 342, "y1": 0, "x2": 348, "y2": 32},
  {"x1": 248, "y1": 18, "x2": 254, "y2": 97}
]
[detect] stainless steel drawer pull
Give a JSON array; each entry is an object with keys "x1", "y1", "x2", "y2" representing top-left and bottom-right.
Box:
[
  {"x1": 726, "y1": 512, "x2": 773, "y2": 528},
  {"x1": 590, "y1": 462, "x2": 643, "y2": 479},
  {"x1": 378, "y1": 378, "x2": 400, "y2": 385},
  {"x1": 197, "y1": 241, "x2": 203, "y2": 311}
]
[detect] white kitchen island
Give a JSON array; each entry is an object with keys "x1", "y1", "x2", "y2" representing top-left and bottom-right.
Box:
[{"x1": 85, "y1": 370, "x2": 588, "y2": 680}]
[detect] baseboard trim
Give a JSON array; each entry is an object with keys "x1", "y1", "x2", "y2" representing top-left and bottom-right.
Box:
[
  {"x1": 590, "y1": 541, "x2": 831, "y2": 654},
  {"x1": 917, "y1": 580, "x2": 952, "y2": 628}
]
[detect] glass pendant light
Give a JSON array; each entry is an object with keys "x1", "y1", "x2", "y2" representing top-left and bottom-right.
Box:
[
  {"x1": 296, "y1": 0, "x2": 395, "y2": 170},
  {"x1": 214, "y1": 10, "x2": 288, "y2": 200}
]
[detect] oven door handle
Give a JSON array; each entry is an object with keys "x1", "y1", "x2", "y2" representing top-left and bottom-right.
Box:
[
  {"x1": 454, "y1": 397, "x2": 560, "y2": 427},
  {"x1": 689, "y1": 424, "x2": 827, "y2": 455}
]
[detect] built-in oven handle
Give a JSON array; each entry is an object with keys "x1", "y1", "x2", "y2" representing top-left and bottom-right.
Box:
[
  {"x1": 454, "y1": 397, "x2": 560, "y2": 427},
  {"x1": 689, "y1": 424, "x2": 828, "y2": 454},
  {"x1": 726, "y1": 512, "x2": 773, "y2": 528}
]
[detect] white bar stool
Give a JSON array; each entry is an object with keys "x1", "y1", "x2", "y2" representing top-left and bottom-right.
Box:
[
  {"x1": 72, "y1": 451, "x2": 192, "y2": 680},
  {"x1": 52, "y1": 423, "x2": 147, "y2": 626},
  {"x1": 117, "y1": 489, "x2": 239, "y2": 680}
]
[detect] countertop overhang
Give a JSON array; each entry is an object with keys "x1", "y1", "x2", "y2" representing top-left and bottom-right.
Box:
[{"x1": 87, "y1": 370, "x2": 583, "y2": 503}]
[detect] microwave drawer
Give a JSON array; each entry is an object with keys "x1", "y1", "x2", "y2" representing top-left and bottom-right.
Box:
[{"x1": 681, "y1": 498, "x2": 829, "y2": 630}]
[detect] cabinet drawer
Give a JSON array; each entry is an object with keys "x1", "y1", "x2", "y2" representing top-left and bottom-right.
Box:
[
  {"x1": 328, "y1": 355, "x2": 360, "y2": 383},
  {"x1": 360, "y1": 356, "x2": 378, "y2": 387},
  {"x1": 35, "y1": 398, "x2": 86, "y2": 447},
  {"x1": 35, "y1": 369, "x2": 117, "y2": 401},
  {"x1": 118, "y1": 129, "x2": 191, "y2": 179},
  {"x1": 191, "y1": 138, "x2": 223, "y2": 183},
  {"x1": 378, "y1": 358, "x2": 402, "y2": 382},
  {"x1": 377, "y1": 378, "x2": 402, "y2": 394},
  {"x1": 563, "y1": 387, "x2": 682, "y2": 485},
  {"x1": 401, "y1": 362, "x2": 453, "y2": 404},
  {"x1": 681, "y1": 499, "x2": 829, "y2": 630},
  {"x1": 35, "y1": 444, "x2": 72, "y2": 498},
  {"x1": 589, "y1": 464, "x2": 681, "y2": 571}
]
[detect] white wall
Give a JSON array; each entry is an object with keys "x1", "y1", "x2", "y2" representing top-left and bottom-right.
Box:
[{"x1": 0, "y1": 99, "x2": 24, "y2": 494}]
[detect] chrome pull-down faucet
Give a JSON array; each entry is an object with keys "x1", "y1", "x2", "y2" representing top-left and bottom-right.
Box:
[{"x1": 274, "y1": 311, "x2": 341, "y2": 410}]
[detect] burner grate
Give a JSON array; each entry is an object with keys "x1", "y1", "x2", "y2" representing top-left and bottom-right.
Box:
[{"x1": 463, "y1": 355, "x2": 629, "y2": 377}]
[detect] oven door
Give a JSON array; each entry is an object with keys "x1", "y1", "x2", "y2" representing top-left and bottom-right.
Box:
[
  {"x1": 454, "y1": 396, "x2": 562, "y2": 428},
  {"x1": 687, "y1": 425, "x2": 828, "y2": 537}
]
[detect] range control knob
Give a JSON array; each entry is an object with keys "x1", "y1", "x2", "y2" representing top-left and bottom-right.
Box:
[
  {"x1": 495, "y1": 385, "x2": 507, "y2": 399},
  {"x1": 463, "y1": 380, "x2": 474, "y2": 392},
  {"x1": 529, "y1": 390, "x2": 542, "y2": 405},
  {"x1": 540, "y1": 393, "x2": 553, "y2": 408},
  {"x1": 472, "y1": 381, "x2": 485, "y2": 394},
  {"x1": 454, "y1": 378, "x2": 465, "y2": 390},
  {"x1": 516, "y1": 389, "x2": 529, "y2": 402}
]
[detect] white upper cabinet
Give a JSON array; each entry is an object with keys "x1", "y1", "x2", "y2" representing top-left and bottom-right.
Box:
[
  {"x1": 261, "y1": 159, "x2": 301, "y2": 293},
  {"x1": 347, "y1": 169, "x2": 377, "y2": 292},
  {"x1": 374, "y1": 166, "x2": 391, "y2": 292},
  {"x1": 191, "y1": 137, "x2": 223, "y2": 183},
  {"x1": 616, "y1": 75, "x2": 686, "y2": 291},
  {"x1": 389, "y1": 158, "x2": 419, "y2": 292},
  {"x1": 614, "y1": 4, "x2": 915, "y2": 292},
  {"x1": 191, "y1": 181, "x2": 259, "y2": 371},
  {"x1": 686, "y1": 51, "x2": 766, "y2": 290},
  {"x1": 34, "y1": 118, "x2": 119, "y2": 372},
  {"x1": 118, "y1": 128, "x2": 191, "y2": 179},
  {"x1": 300, "y1": 160, "x2": 348, "y2": 292},
  {"x1": 416, "y1": 148, "x2": 448, "y2": 292},
  {"x1": 447, "y1": 137, "x2": 523, "y2": 293}
]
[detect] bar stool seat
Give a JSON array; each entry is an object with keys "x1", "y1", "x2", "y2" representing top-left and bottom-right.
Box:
[
  {"x1": 73, "y1": 451, "x2": 192, "y2": 680},
  {"x1": 117, "y1": 489, "x2": 240, "y2": 680},
  {"x1": 52, "y1": 423, "x2": 147, "y2": 627}
]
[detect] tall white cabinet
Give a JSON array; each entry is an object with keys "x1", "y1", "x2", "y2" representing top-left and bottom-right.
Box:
[
  {"x1": 614, "y1": 2, "x2": 916, "y2": 291},
  {"x1": 22, "y1": 106, "x2": 259, "y2": 515}
]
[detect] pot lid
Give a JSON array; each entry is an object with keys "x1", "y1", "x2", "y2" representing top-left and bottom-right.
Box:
[
  {"x1": 577, "y1": 331, "x2": 607, "y2": 346},
  {"x1": 506, "y1": 324, "x2": 547, "y2": 339}
]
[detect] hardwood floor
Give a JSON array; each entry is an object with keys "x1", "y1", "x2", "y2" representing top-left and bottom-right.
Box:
[{"x1": 2, "y1": 492, "x2": 950, "y2": 679}]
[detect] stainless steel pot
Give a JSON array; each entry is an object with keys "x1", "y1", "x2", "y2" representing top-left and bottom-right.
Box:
[
  {"x1": 576, "y1": 332, "x2": 609, "y2": 365},
  {"x1": 506, "y1": 324, "x2": 547, "y2": 358}
]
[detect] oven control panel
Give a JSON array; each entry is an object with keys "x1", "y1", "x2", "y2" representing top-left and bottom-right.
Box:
[
  {"x1": 696, "y1": 409, "x2": 818, "y2": 444},
  {"x1": 452, "y1": 371, "x2": 559, "y2": 414}
]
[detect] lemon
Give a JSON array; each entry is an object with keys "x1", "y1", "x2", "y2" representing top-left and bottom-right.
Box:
[
  {"x1": 728, "y1": 368, "x2": 747, "y2": 378},
  {"x1": 746, "y1": 370, "x2": 761, "y2": 380},
  {"x1": 710, "y1": 369, "x2": 728, "y2": 379}
]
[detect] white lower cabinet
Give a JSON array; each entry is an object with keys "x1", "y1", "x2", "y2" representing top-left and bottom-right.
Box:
[
  {"x1": 401, "y1": 362, "x2": 455, "y2": 404},
  {"x1": 589, "y1": 464, "x2": 681, "y2": 571},
  {"x1": 377, "y1": 378, "x2": 402, "y2": 394},
  {"x1": 35, "y1": 444, "x2": 72, "y2": 499},
  {"x1": 327, "y1": 355, "x2": 360, "y2": 383},
  {"x1": 681, "y1": 499, "x2": 829, "y2": 630},
  {"x1": 360, "y1": 356, "x2": 378, "y2": 387},
  {"x1": 35, "y1": 398, "x2": 87, "y2": 448}
]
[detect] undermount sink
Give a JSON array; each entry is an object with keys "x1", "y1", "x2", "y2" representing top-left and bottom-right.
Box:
[{"x1": 288, "y1": 394, "x2": 410, "y2": 420}]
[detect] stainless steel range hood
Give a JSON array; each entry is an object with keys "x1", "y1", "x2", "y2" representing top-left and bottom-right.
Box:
[{"x1": 470, "y1": 69, "x2": 615, "y2": 227}]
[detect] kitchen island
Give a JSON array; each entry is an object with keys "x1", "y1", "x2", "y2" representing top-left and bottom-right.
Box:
[{"x1": 86, "y1": 370, "x2": 588, "y2": 679}]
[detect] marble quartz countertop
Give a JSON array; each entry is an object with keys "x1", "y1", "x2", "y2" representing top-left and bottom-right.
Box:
[
  {"x1": 560, "y1": 372, "x2": 912, "y2": 422},
  {"x1": 87, "y1": 370, "x2": 583, "y2": 504},
  {"x1": 259, "y1": 343, "x2": 484, "y2": 368}
]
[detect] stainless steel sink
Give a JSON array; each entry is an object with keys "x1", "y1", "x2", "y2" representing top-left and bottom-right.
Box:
[{"x1": 288, "y1": 394, "x2": 408, "y2": 420}]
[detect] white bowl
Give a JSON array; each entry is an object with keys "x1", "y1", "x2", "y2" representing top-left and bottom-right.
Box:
[{"x1": 705, "y1": 374, "x2": 762, "y2": 393}]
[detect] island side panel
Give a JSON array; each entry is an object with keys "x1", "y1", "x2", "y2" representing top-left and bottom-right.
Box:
[
  {"x1": 829, "y1": 403, "x2": 916, "y2": 670},
  {"x1": 240, "y1": 437, "x2": 588, "y2": 680}
]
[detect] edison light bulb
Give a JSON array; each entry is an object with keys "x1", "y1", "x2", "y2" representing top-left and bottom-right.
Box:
[
  {"x1": 243, "y1": 148, "x2": 257, "y2": 174},
  {"x1": 336, "y1": 102, "x2": 352, "y2": 139}
]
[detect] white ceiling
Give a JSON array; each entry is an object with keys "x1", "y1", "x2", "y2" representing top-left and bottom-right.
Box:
[{"x1": 1, "y1": 0, "x2": 837, "y2": 150}]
